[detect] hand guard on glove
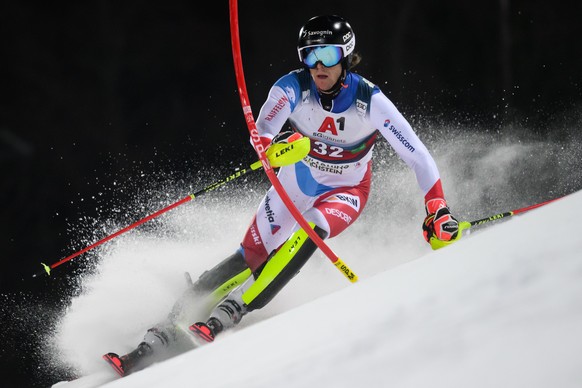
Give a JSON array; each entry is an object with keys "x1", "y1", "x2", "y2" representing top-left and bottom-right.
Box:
[{"x1": 422, "y1": 198, "x2": 460, "y2": 249}]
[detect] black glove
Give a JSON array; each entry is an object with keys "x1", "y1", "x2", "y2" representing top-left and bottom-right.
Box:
[{"x1": 271, "y1": 129, "x2": 302, "y2": 145}]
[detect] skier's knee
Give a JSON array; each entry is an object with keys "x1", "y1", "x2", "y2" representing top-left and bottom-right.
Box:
[{"x1": 244, "y1": 225, "x2": 325, "y2": 311}]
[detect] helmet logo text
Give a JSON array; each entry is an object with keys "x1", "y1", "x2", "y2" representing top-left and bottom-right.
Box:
[{"x1": 303, "y1": 30, "x2": 333, "y2": 38}]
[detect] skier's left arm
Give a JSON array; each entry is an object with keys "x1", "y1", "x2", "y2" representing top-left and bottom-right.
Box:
[{"x1": 371, "y1": 91, "x2": 460, "y2": 248}]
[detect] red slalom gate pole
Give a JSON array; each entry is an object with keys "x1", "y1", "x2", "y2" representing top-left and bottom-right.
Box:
[{"x1": 228, "y1": 0, "x2": 357, "y2": 283}]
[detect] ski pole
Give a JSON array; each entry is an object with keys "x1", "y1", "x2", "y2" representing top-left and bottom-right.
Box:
[
  {"x1": 34, "y1": 161, "x2": 264, "y2": 278},
  {"x1": 459, "y1": 196, "x2": 563, "y2": 232},
  {"x1": 430, "y1": 196, "x2": 564, "y2": 250}
]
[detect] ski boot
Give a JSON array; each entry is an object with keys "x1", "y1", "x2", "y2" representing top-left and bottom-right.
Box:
[
  {"x1": 103, "y1": 327, "x2": 169, "y2": 377},
  {"x1": 103, "y1": 342, "x2": 153, "y2": 377},
  {"x1": 189, "y1": 299, "x2": 246, "y2": 343}
]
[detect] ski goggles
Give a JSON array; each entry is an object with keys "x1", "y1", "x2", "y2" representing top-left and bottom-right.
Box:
[{"x1": 299, "y1": 45, "x2": 344, "y2": 69}]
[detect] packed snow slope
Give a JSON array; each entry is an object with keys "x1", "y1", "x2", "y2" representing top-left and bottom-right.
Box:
[{"x1": 54, "y1": 188, "x2": 582, "y2": 388}]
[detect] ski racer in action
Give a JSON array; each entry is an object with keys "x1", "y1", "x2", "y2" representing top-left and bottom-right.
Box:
[{"x1": 104, "y1": 14, "x2": 460, "y2": 376}]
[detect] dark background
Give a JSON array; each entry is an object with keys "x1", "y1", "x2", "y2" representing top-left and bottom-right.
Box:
[{"x1": 1, "y1": 1, "x2": 581, "y2": 387}]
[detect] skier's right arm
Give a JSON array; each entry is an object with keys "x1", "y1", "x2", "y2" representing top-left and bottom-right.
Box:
[{"x1": 253, "y1": 74, "x2": 300, "y2": 149}]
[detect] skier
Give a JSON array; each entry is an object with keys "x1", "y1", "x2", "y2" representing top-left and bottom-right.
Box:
[{"x1": 104, "y1": 14, "x2": 460, "y2": 376}]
